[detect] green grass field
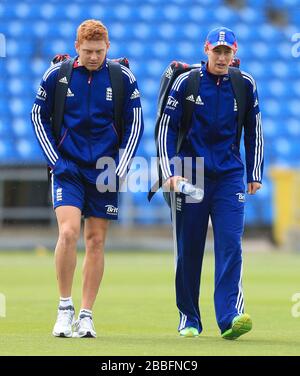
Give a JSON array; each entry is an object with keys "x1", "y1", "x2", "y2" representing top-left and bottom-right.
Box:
[{"x1": 0, "y1": 250, "x2": 299, "y2": 356}]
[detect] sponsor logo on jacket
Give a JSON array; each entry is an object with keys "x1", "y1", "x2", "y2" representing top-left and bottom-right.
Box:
[
  {"x1": 195, "y1": 95, "x2": 204, "y2": 105},
  {"x1": 67, "y1": 88, "x2": 74, "y2": 97},
  {"x1": 36, "y1": 86, "x2": 47, "y2": 101},
  {"x1": 165, "y1": 66, "x2": 173, "y2": 79},
  {"x1": 130, "y1": 89, "x2": 140, "y2": 99},
  {"x1": 59, "y1": 76, "x2": 68, "y2": 84},
  {"x1": 185, "y1": 95, "x2": 204, "y2": 105},
  {"x1": 166, "y1": 96, "x2": 178, "y2": 110}
]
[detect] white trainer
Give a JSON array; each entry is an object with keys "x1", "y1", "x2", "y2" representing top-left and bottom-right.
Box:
[
  {"x1": 52, "y1": 307, "x2": 75, "y2": 338},
  {"x1": 73, "y1": 316, "x2": 97, "y2": 338}
]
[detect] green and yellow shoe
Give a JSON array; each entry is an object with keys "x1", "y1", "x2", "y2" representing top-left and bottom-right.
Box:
[
  {"x1": 179, "y1": 327, "x2": 199, "y2": 337},
  {"x1": 221, "y1": 313, "x2": 252, "y2": 340}
]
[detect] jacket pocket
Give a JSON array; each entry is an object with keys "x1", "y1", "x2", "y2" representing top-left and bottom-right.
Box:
[
  {"x1": 110, "y1": 123, "x2": 120, "y2": 146},
  {"x1": 230, "y1": 144, "x2": 243, "y2": 165},
  {"x1": 57, "y1": 129, "x2": 69, "y2": 149}
]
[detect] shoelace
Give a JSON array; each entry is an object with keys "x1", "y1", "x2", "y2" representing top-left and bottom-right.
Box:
[
  {"x1": 75, "y1": 316, "x2": 94, "y2": 331},
  {"x1": 57, "y1": 310, "x2": 74, "y2": 325}
]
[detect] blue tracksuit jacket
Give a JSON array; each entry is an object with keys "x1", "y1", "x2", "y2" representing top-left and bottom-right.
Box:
[
  {"x1": 31, "y1": 57, "x2": 143, "y2": 182},
  {"x1": 158, "y1": 64, "x2": 264, "y2": 334},
  {"x1": 158, "y1": 64, "x2": 263, "y2": 184}
]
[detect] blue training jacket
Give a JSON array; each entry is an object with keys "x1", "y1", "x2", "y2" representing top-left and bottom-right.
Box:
[
  {"x1": 31, "y1": 57, "x2": 144, "y2": 182},
  {"x1": 158, "y1": 64, "x2": 264, "y2": 184}
]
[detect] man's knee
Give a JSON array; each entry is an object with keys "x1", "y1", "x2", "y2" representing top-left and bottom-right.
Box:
[
  {"x1": 85, "y1": 235, "x2": 105, "y2": 255},
  {"x1": 58, "y1": 226, "x2": 80, "y2": 247}
]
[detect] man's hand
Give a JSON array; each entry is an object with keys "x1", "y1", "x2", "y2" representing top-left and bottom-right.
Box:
[
  {"x1": 247, "y1": 182, "x2": 262, "y2": 195},
  {"x1": 163, "y1": 176, "x2": 187, "y2": 192},
  {"x1": 51, "y1": 158, "x2": 80, "y2": 178}
]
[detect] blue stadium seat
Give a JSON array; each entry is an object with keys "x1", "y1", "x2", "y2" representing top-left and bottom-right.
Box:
[
  {"x1": 15, "y1": 138, "x2": 42, "y2": 161},
  {"x1": 141, "y1": 60, "x2": 164, "y2": 77},
  {"x1": 256, "y1": 23, "x2": 285, "y2": 43},
  {"x1": 187, "y1": 6, "x2": 212, "y2": 22},
  {"x1": 234, "y1": 23, "x2": 252, "y2": 41},
  {"x1": 274, "y1": 137, "x2": 292, "y2": 157},
  {"x1": 8, "y1": 78, "x2": 26, "y2": 96},
  {"x1": 0, "y1": 139, "x2": 17, "y2": 163},
  {"x1": 238, "y1": 6, "x2": 266, "y2": 24},
  {"x1": 0, "y1": 118, "x2": 10, "y2": 136},
  {"x1": 108, "y1": 23, "x2": 126, "y2": 40},
  {"x1": 6, "y1": 39, "x2": 34, "y2": 57},
  {"x1": 0, "y1": 4, "x2": 20, "y2": 19},
  {"x1": 270, "y1": 62, "x2": 289, "y2": 78},
  {"x1": 12, "y1": 118, "x2": 30, "y2": 137},
  {"x1": 214, "y1": 6, "x2": 240, "y2": 24},
  {"x1": 262, "y1": 118, "x2": 277, "y2": 138},
  {"x1": 138, "y1": 5, "x2": 161, "y2": 21},
  {"x1": 287, "y1": 100, "x2": 300, "y2": 117},
  {"x1": 65, "y1": 4, "x2": 82, "y2": 20},
  {"x1": 40, "y1": 39, "x2": 71, "y2": 56},
  {"x1": 267, "y1": 0, "x2": 299, "y2": 9},
  {"x1": 261, "y1": 99, "x2": 281, "y2": 117},
  {"x1": 132, "y1": 23, "x2": 151, "y2": 39},
  {"x1": 251, "y1": 42, "x2": 271, "y2": 59},
  {"x1": 291, "y1": 10, "x2": 300, "y2": 27},
  {"x1": 268, "y1": 80, "x2": 288, "y2": 97},
  {"x1": 292, "y1": 81, "x2": 300, "y2": 96},
  {"x1": 139, "y1": 79, "x2": 159, "y2": 98},
  {"x1": 4, "y1": 58, "x2": 23, "y2": 75},
  {"x1": 113, "y1": 4, "x2": 133, "y2": 21},
  {"x1": 39, "y1": 4, "x2": 58, "y2": 20},
  {"x1": 30, "y1": 58, "x2": 48, "y2": 76},
  {"x1": 162, "y1": 5, "x2": 183, "y2": 22},
  {"x1": 286, "y1": 118, "x2": 300, "y2": 137},
  {"x1": 150, "y1": 41, "x2": 171, "y2": 58},
  {"x1": 175, "y1": 42, "x2": 196, "y2": 59}
]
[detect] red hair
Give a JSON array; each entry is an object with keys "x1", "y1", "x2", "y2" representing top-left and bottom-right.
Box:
[{"x1": 76, "y1": 19, "x2": 109, "y2": 45}]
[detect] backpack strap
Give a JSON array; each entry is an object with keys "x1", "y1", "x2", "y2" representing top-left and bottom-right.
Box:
[
  {"x1": 228, "y1": 67, "x2": 247, "y2": 149},
  {"x1": 177, "y1": 68, "x2": 201, "y2": 153},
  {"x1": 52, "y1": 57, "x2": 127, "y2": 146},
  {"x1": 52, "y1": 58, "x2": 75, "y2": 142},
  {"x1": 148, "y1": 68, "x2": 201, "y2": 202},
  {"x1": 107, "y1": 59, "x2": 125, "y2": 146}
]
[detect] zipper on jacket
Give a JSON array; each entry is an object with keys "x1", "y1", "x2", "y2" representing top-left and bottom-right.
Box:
[
  {"x1": 87, "y1": 72, "x2": 93, "y2": 161},
  {"x1": 210, "y1": 78, "x2": 221, "y2": 175}
]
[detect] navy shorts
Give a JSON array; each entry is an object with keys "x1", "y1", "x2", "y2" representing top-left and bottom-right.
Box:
[{"x1": 51, "y1": 172, "x2": 119, "y2": 220}]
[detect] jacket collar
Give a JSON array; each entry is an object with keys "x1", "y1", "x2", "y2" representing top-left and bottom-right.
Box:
[
  {"x1": 73, "y1": 56, "x2": 107, "y2": 71},
  {"x1": 203, "y1": 62, "x2": 230, "y2": 82}
]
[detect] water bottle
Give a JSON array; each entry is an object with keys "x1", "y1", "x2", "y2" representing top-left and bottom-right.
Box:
[{"x1": 176, "y1": 180, "x2": 204, "y2": 201}]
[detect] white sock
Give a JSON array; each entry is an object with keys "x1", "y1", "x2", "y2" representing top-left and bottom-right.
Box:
[
  {"x1": 79, "y1": 308, "x2": 92, "y2": 319},
  {"x1": 59, "y1": 297, "x2": 74, "y2": 310}
]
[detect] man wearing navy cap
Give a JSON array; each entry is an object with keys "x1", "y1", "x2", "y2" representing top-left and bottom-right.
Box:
[{"x1": 157, "y1": 27, "x2": 263, "y2": 339}]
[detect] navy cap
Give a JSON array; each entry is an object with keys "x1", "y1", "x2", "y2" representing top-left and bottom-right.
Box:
[{"x1": 206, "y1": 27, "x2": 238, "y2": 52}]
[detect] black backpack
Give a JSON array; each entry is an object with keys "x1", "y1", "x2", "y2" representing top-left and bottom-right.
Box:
[
  {"x1": 46, "y1": 55, "x2": 130, "y2": 185},
  {"x1": 147, "y1": 59, "x2": 247, "y2": 202},
  {"x1": 51, "y1": 55, "x2": 130, "y2": 146}
]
